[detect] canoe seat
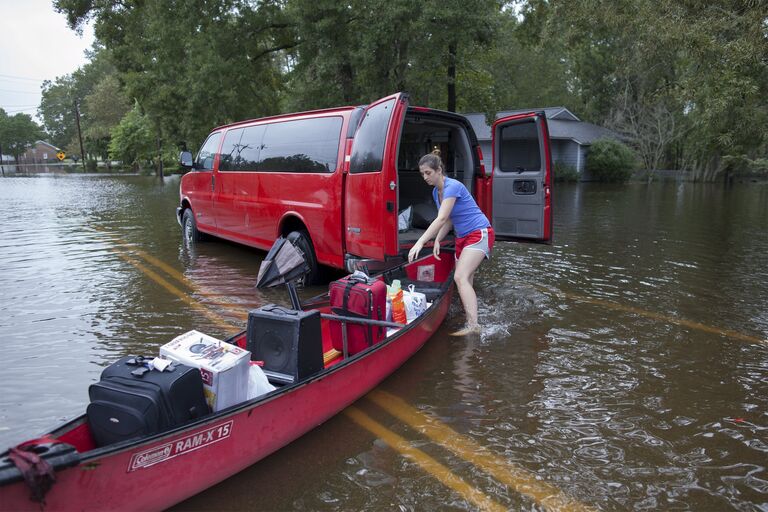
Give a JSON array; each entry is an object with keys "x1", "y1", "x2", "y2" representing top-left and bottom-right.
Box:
[{"x1": 323, "y1": 348, "x2": 343, "y2": 367}]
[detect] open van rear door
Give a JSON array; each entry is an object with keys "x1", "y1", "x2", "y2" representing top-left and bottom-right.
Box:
[
  {"x1": 345, "y1": 93, "x2": 409, "y2": 262},
  {"x1": 490, "y1": 113, "x2": 552, "y2": 242}
]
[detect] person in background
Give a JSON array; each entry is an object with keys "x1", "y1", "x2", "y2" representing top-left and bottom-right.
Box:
[{"x1": 407, "y1": 151, "x2": 495, "y2": 336}]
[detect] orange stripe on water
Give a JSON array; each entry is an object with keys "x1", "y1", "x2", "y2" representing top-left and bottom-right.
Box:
[
  {"x1": 565, "y1": 291, "x2": 767, "y2": 345},
  {"x1": 344, "y1": 407, "x2": 507, "y2": 512},
  {"x1": 108, "y1": 248, "x2": 240, "y2": 333},
  {"x1": 367, "y1": 390, "x2": 596, "y2": 512}
]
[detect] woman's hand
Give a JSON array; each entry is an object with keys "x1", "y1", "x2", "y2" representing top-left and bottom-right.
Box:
[
  {"x1": 408, "y1": 241, "x2": 423, "y2": 263},
  {"x1": 432, "y1": 240, "x2": 441, "y2": 260}
]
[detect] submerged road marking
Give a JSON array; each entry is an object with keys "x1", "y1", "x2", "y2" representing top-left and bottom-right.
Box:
[
  {"x1": 100, "y1": 229, "x2": 591, "y2": 507},
  {"x1": 108, "y1": 248, "x2": 240, "y2": 333},
  {"x1": 563, "y1": 291, "x2": 767, "y2": 345},
  {"x1": 367, "y1": 390, "x2": 595, "y2": 512},
  {"x1": 344, "y1": 407, "x2": 507, "y2": 512}
]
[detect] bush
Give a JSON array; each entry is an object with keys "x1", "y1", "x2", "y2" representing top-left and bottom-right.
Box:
[
  {"x1": 86, "y1": 159, "x2": 98, "y2": 172},
  {"x1": 553, "y1": 161, "x2": 579, "y2": 182},
  {"x1": 586, "y1": 139, "x2": 638, "y2": 182}
]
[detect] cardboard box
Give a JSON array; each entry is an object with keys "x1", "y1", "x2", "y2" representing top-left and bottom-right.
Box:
[{"x1": 160, "y1": 330, "x2": 250, "y2": 412}]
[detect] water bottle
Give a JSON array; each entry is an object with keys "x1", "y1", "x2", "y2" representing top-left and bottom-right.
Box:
[{"x1": 388, "y1": 279, "x2": 407, "y2": 324}]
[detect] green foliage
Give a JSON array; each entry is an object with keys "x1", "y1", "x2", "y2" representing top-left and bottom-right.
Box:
[
  {"x1": 83, "y1": 74, "x2": 130, "y2": 160},
  {"x1": 109, "y1": 105, "x2": 155, "y2": 171},
  {"x1": 518, "y1": 0, "x2": 768, "y2": 179},
  {"x1": 0, "y1": 109, "x2": 44, "y2": 159},
  {"x1": 50, "y1": 0, "x2": 766, "y2": 181},
  {"x1": 722, "y1": 155, "x2": 768, "y2": 177},
  {"x1": 39, "y1": 48, "x2": 123, "y2": 158},
  {"x1": 552, "y1": 161, "x2": 579, "y2": 182},
  {"x1": 85, "y1": 159, "x2": 98, "y2": 172},
  {"x1": 586, "y1": 139, "x2": 638, "y2": 183}
]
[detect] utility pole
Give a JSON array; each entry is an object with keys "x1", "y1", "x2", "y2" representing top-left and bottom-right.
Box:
[
  {"x1": 0, "y1": 142, "x2": 5, "y2": 177},
  {"x1": 74, "y1": 100, "x2": 86, "y2": 172}
]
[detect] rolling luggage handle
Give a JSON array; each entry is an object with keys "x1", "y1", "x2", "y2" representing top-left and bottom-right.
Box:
[{"x1": 321, "y1": 313, "x2": 403, "y2": 358}]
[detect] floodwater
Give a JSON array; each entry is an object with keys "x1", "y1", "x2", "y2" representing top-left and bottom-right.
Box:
[{"x1": 0, "y1": 174, "x2": 766, "y2": 511}]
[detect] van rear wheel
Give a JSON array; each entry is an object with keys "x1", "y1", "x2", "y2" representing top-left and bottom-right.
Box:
[
  {"x1": 182, "y1": 209, "x2": 205, "y2": 243},
  {"x1": 287, "y1": 230, "x2": 318, "y2": 285}
]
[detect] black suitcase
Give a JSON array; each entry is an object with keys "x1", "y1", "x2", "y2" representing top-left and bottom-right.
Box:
[{"x1": 87, "y1": 356, "x2": 210, "y2": 447}]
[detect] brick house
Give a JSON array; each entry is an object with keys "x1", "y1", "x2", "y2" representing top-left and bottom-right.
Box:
[{"x1": 20, "y1": 140, "x2": 62, "y2": 164}]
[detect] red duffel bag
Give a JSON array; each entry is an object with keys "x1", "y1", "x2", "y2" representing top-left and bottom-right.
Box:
[{"x1": 329, "y1": 274, "x2": 387, "y2": 356}]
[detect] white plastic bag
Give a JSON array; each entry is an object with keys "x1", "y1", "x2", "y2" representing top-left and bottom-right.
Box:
[
  {"x1": 398, "y1": 206, "x2": 412, "y2": 232},
  {"x1": 247, "y1": 363, "x2": 276, "y2": 399},
  {"x1": 402, "y1": 284, "x2": 428, "y2": 322}
]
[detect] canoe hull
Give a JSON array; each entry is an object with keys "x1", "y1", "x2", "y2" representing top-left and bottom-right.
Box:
[{"x1": 2, "y1": 287, "x2": 452, "y2": 511}]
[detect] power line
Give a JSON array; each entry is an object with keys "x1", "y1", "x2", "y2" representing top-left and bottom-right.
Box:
[
  {"x1": 0, "y1": 73, "x2": 46, "y2": 82},
  {"x1": 0, "y1": 88, "x2": 41, "y2": 95}
]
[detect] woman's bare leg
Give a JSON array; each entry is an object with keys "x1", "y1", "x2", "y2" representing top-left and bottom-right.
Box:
[{"x1": 453, "y1": 249, "x2": 486, "y2": 329}]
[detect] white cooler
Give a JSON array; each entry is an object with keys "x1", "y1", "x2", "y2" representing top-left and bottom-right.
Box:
[{"x1": 160, "y1": 330, "x2": 250, "y2": 412}]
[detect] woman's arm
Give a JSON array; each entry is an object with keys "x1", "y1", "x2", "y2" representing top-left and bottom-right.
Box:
[
  {"x1": 432, "y1": 219, "x2": 453, "y2": 260},
  {"x1": 408, "y1": 197, "x2": 456, "y2": 262}
]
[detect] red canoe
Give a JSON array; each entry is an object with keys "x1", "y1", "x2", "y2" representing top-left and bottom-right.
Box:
[{"x1": 0, "y1": 254, "x2": 454, "y2": 511}]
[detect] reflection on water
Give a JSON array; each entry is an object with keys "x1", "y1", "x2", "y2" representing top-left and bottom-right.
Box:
[{"x1": 1, "y1": 176, "x2": 766, "y2": 510}]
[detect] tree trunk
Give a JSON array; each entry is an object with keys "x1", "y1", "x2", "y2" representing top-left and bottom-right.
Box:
[
  {"x1": 340, "y1": 61, "x2": 354, "y2": 103},
  {"x1": 447, "y1": 42, "x2": 457, "y2": 112},
  {"x1": 156, "y1": 134, "x2": 164, "y2": 179}
]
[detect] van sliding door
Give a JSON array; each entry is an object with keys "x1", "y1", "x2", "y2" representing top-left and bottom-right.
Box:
[
  {"x1": 345, "y1": 93, "x2": 408, "y2": 261},
  {"x1": 490, "y1": 113, "x2": 552, "y2": 242}
]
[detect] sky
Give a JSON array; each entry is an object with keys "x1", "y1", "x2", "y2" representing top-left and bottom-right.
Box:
[{"x1": 0, "y1": 0, "x2": 94, "y2": 121}]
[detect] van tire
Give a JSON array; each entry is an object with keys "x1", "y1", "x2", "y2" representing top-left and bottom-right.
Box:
[
  {"x1": 182, "y1": 209, "x2": 205, "y2": 243},
  {"x1": 287, "y1": 230, "x2": 318, "y2": 285}
]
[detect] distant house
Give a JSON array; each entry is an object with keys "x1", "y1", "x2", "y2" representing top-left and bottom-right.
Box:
[
  {"x1": 20, "y1": 141, "x2": 62, "y2": 164},
  {"x1": 463, "y1": 107, "x2": 620, "y2": 180}
]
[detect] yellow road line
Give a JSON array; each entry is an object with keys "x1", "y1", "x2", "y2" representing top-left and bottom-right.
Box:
[
  {"x1": 564, "y1": 291, "x2": 766, "y2": 345},
  {"x1": 343, "y1": 407, "x2": 507, "y2": 512},
  {"x1": 108, "y1": 248, "x2": 240, "y2": 333},
  {"x1": 367, "y1": 390, "x2": 595, "y2": 512}
]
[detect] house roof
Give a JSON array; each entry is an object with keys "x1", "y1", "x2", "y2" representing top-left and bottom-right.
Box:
[
  {"x1": 462, "y1": 108, "x2": 618, "y2": 145},
  {"x1": 31, "y1": 140, "x2": 61, "y2": 151}
]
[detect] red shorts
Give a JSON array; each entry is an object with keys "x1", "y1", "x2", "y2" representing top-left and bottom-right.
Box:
[{"x1": 455, "y1": 227, "x2": 495, "y2": 260}]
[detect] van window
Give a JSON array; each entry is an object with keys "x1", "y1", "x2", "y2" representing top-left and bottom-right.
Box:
[
  {"x1": 219, "y1": 125, "x2": 265, "y2": 171},
  {"x1": 196, "y1": 132, "x2": 222, "y2": 170},
  {"x1": 258, "y1": 117, "x2": 342, "y2": 173},
  {"x1": 350, "y1": 98, "x2": 395, "y2": 173},
  {"x1": 499, "y1": 121, "x2": 541, "y2": 172}
]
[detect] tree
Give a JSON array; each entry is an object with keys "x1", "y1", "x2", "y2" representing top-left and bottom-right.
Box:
[
  {"x1": 56, "y1": 0, "x2": 294, "y2": 167},
  {"x1": 83, "y1": 74, "x2": 130, "y2": 164},
  {"x1": 0, "y1": 109, "x2": 44, "y2": 162},
  {"x1": 108, "y1": 104, "x2": 155, "y2": 172},
  {"x1": 518, "y1": 0, "x2": 768, "y2": 178},
  {"x1": 39, "y1": 47, "x2": 121, "y2": 160}
]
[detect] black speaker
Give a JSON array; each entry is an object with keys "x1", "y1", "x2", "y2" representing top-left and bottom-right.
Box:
[{"x1": 246, "y1": 304, "x2": 323, "y2": 385}]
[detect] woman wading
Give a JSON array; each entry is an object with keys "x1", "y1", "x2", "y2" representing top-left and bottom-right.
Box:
[{"x1": 407, "y1": 151, "x2": 495, "y2": 336}]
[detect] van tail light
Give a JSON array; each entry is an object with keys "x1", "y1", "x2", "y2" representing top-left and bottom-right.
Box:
[{"x1": 476, "y1": 146, "x2": 486, "y2": 176}]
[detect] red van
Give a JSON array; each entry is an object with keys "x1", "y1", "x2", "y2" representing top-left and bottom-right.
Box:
[{"x1": 177, "y1": 92, "x2": 552, "y2": 282}]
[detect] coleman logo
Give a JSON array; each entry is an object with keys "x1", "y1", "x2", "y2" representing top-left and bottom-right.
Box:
[{"x1": 127, "y1": 420, "x2": 233, "y2": 472}]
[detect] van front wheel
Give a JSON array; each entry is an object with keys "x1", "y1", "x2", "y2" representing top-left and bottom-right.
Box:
[
  {"x1": 182, "y1": 209, "x2": 205, "y2": 243},
  {"x1": 286, "y1": 230, "x2": 318, "y2": 285}
]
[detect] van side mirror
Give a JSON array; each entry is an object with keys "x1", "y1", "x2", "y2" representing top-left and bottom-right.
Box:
[{"x1": 179, "y1": 151, "x2": 194, "y2": 169}]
